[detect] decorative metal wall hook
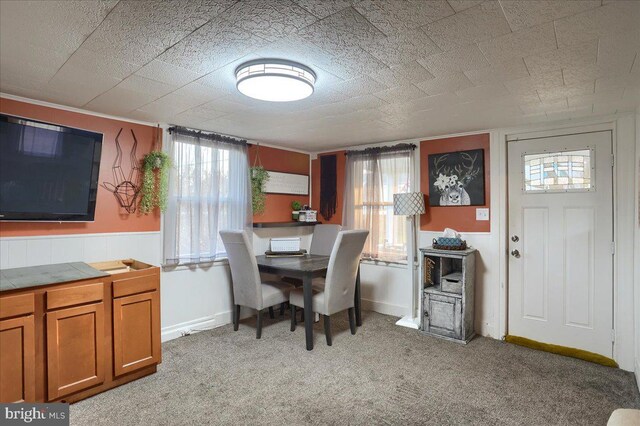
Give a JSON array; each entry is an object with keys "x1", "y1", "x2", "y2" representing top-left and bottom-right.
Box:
[{"x1": 101, "y1": 128, "x2": 142, "y2": 213}]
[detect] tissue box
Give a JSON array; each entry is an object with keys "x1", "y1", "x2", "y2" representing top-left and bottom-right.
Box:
[
  {"x1": 433, "y1": 237, "x2": 467, "y2": 250},
  {"x1": 435, "y1": 237, "x2": 464, "y2": 247},
  {"x1": 270, "y1": 238, "x2": 301, "y2": 252}
]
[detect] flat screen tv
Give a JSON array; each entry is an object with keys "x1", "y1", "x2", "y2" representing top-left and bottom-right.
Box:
[{"x1": 0, "y1": 114, "x2": 103, "y2": 221}]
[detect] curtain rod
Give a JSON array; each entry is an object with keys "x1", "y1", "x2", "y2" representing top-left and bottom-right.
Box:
[
  {"x1": 168, "y1": 125, "x2": 247, "y2": 146},
  {"x1": 344, "y1": 143, "x2": 416, "y2": 156}
]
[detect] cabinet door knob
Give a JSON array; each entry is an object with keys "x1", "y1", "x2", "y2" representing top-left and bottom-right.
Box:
[{"x1": 511, "y1": 249, "x2": 521, "y2": 258}]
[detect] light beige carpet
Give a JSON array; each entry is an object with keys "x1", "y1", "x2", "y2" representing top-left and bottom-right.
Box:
[{"x1": 72, "y1": 311, "x2": 640, "y2": 425}]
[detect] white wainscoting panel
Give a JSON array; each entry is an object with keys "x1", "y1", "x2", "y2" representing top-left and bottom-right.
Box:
[
  {"x1": 359, "y1": 261, "x2": 412, "y2": 318},
  {"x1": 252, "y1": 226, "x2": 314, "y2": 254},
  {"x1": 51, "y1": 238, "x2": 84, "y2": 264},
  {"x1": 0, "y1": 231, "x2": 162, "y2": 270},
  {"x1": 0, "y1": 229, "x2": 494, "y2": 342}
]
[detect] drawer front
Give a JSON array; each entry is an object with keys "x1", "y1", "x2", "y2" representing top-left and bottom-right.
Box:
[
  {"x1": 0, "y1": 293, "x2": 35, "y2": 320},
  {"x1": 113, "y1": 274, "x2": 158, "y2": 298},
  {"x1": 46, "y1": 282, "x2": 104, "y2": 310},
  {"x1": 441, "y1": 278, "x2": 462, "y2": 295},
  {"x1": 426, "y1": 293, "x2": 462, "y2": 340}
]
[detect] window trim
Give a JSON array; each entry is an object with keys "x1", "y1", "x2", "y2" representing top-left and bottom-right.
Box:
[
  {"x1": 163, "y1": 128, "x2": 250, "y2": 266},
  {"x1": 344, "y1": 148, "x2": 414, "y2": 263}
]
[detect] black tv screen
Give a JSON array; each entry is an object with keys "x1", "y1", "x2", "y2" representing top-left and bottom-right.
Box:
[{"x1": 0, "y1": 114, "x2": 103, "y2": 221}]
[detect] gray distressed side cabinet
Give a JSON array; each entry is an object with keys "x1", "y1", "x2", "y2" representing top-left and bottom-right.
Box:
[{"x1": 419, "y1": 247, "x2": 476, "y2": 344}]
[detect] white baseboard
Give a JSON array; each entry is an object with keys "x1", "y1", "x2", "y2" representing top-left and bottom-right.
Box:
[
  {"x1": 361, "y1": 298, "x2": 408, "y2": 317},
  {"x1": 161, "y1": 309, "x2": 255, "y2": 342},
  {"x1": 161, "y1": 315, "x2": 219, "y2": 342},
  {"x1": 162, "y1": 301, "x2": 405, "y2": 342},
  {"x1": 161, "y1": 302, "x2": 496, "y2": 342}
]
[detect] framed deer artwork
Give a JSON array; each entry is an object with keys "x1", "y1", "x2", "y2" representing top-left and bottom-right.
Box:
[{"x1": 428, "y1": 149, "x2": 485, "y2": 206}]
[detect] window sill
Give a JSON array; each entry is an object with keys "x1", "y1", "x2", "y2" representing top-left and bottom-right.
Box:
[
  {"x1": 360, "y1": 259, "x2": 408, "y2": 269},
  {"x1": 162, "y1": 258, "x2": 229, "y2": 272}
]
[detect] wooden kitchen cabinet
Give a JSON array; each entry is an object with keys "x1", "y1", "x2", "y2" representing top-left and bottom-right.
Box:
[
  {"x1": 112, "y1": 274, "x2": 161, "y2": 376},
  {"x1": 46, "y1": 302, "x2": 105, "y2": 400},
  {"x1": 0, "y1": 294, "x2": 36, "y2": 403},
  {"x1": 0, "y1": 259, "x2": 160, "y2": 403},
  {"x1": 0, "y1": 316, "x2": 36, "y2": 402},
  {"x1": 45, "y1": 280, "x2": 107, "y2": 400}
]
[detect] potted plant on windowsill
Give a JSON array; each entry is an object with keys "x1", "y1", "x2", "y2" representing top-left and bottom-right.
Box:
[{"x1": 291, "y1": 200, "x2": 303, "y2": 221}]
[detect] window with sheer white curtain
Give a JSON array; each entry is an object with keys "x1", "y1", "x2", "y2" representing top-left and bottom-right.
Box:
[
  {"x1": 163, "y1": 128, "x2": 251, "y2": 266},
  {"x1": 342, "y1": 144, "x2": 414, "y2": 263}
]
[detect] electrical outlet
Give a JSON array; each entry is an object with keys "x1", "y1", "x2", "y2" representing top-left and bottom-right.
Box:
[{"x1": 476, "y1": 208, "x2": 489, "y2": 221}]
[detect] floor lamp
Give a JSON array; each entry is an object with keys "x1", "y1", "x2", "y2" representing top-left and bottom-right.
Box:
[{"x1": 393, "y1": 192, "x2": 426, "y2": 329}]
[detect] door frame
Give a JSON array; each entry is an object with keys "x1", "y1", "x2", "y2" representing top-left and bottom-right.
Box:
[{"x1": 494, "y1": 114, "x2": 637, "y2": 369}]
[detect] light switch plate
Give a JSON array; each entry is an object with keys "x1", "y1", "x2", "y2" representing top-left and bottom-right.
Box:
[{"x1": 476, "y1": 208, "x2": 489, "y2": 221}]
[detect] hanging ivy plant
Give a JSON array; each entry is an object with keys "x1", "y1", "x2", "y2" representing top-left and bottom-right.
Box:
[
  {"x1": 250, "y1": 166, "x2": 269, "y2": 215},
  {"x1": 140, "y1": 151, "x2": 172, "y2": 214}
]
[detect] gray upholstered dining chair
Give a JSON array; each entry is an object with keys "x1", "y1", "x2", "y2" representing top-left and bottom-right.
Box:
[
  {"x1": 285, "y1": 224, "x2": 342, "y2": 291},
  {"x1": 289, "y1": 229, "x2": 368, "y2": 346},
  {"x1": 309, "y1": 224, "x2": 341, "y2": 255},
  {"x1": 308, "y1": 224, "x2": 342, "y2": 298},
  {"x1": 220, "y1": 230, "x2": 294, "y2": 339}
]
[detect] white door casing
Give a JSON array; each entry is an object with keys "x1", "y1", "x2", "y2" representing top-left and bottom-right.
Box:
[{"x1": 508, "y1": 130, "x2": 614, "y2": 357}]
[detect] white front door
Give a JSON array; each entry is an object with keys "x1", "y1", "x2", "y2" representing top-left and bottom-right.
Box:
[{"x1": 507, "y1": 130, "x2": 614, "y2": 357}]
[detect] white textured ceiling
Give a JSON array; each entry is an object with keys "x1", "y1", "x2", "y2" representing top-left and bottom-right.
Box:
[{"x1": 0, "y1": 0, "x2": 638, "y2": 151}]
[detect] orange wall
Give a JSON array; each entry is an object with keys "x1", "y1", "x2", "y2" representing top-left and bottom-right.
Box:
[
  {"x1": 420, "y1": 134, "x2": 490, "y2": 232},
  {"x1": 0, "y1": 97, "x2": 161, "y2": 237},
  {"x1": 248, "y1": 144, "x2": 310, "y2": 223},
  {"x1": 311, "y1": 151, "x2": 346, "y2": 225}
]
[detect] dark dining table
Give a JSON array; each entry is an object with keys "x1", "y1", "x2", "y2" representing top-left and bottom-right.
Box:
[{"x1": 255, "y1": 254, "x2": 362, "y2": 351}]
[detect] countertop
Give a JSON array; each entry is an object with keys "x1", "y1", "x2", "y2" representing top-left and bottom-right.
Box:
[{"x1": 0, "y1": 262, "x2": 109, "y2": 292}]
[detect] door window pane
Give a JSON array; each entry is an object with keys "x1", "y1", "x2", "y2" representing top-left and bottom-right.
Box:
[{"x1": 523, "y1": 149, "x2": 593, "y2": 192}]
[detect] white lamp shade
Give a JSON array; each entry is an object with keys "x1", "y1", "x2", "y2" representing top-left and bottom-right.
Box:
[{"x1": 393, "y1": 192, "x2": 426, "y2": 216}]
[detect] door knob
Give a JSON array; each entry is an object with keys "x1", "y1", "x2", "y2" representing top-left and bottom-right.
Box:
[
  {"x1": 511, "y1": 235, "x2": 519, "y2": 242},
  {"x1": 511, "y1": 249, "x2": 520, "y2": 258}
]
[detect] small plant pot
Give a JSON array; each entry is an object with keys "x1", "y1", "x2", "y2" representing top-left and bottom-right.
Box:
[{"x1": 292, "y1": 211, "x2": 299, "y2": 221}]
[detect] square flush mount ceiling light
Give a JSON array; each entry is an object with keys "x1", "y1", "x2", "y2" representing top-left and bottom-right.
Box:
[{"x1": 235, "y1": 59, "x2": 316, "y2": 102}]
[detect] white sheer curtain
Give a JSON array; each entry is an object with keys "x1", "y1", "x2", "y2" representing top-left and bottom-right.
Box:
[
  {"x1": 163, "y1": 127, "x2": 252, "y2": 265},
  {"x1": 342, "y1": 144, "x2": 414, "y2": 262}
]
